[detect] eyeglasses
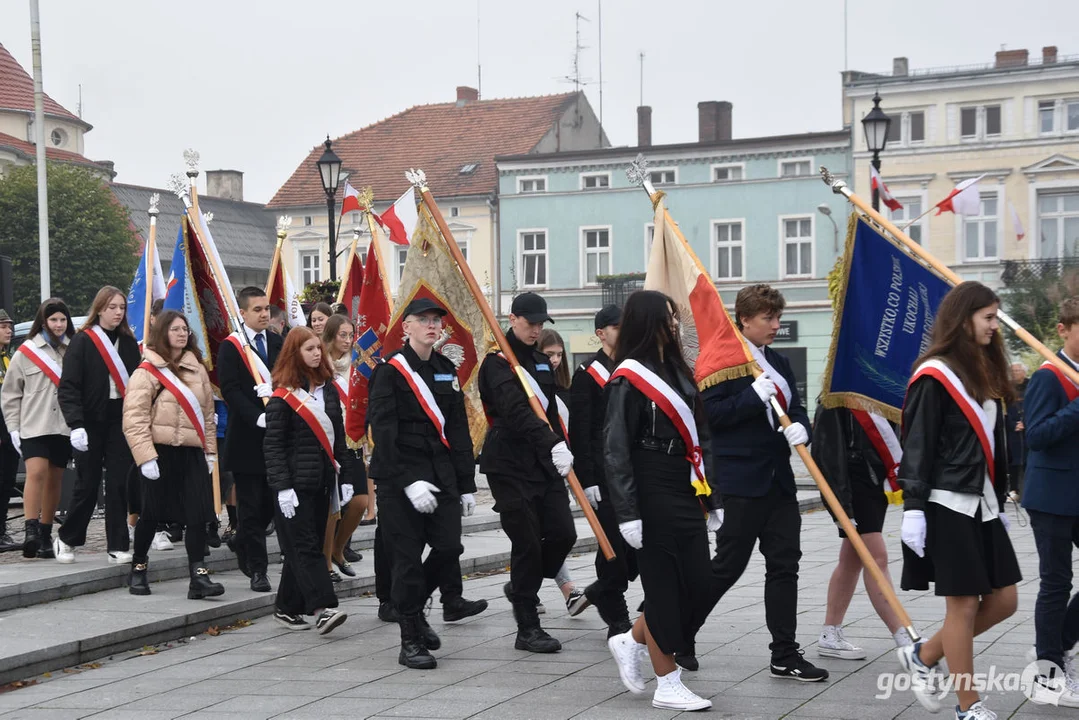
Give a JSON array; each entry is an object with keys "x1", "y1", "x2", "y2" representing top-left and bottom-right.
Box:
[
  {"x1": 409, "y1": 315, "x2": 443, "y2": 326},
  {"x1": 169, "y1": 326, "x2": 191, "y2": 334}
]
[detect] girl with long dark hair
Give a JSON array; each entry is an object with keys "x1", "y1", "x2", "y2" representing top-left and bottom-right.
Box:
[
  {"x1": 603, "y1": 290, "x2": 720, "y2": 711},
  {"x1": 308, "y1": 302, "x2": 333, "y2": 337},
  {"x1": 897, "y1": 281, "x2": 1020, "y2": 720}
]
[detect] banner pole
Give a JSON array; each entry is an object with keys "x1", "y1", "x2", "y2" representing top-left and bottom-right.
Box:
[{"x1": 143, "y1": 196, "x2": 159, "y2": 342}]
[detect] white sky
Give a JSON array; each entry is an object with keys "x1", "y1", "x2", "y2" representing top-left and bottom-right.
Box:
[{"x1": 1, "y1": 0, "x2": 1075, "y2": 203}]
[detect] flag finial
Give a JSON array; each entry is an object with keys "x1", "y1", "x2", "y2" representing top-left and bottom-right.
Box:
[
  {"x1": 819, "y1": 166, "x2": 848, "y2": 196},
  {"x1": 183, "y1": 149, "x2": 200, "y2": 178},
  {"x1": 167, "y1": 173, "x2": 187, "y2": 200},
  {"x1": 276, "y1": 216, "x2": 292, "y2": 241},
  {"x1": 626, "y1": 152, "x2": 649, "y2": 187},
  {"x1": 406, "y1": 168, "x2": 427, "y2": 191},
  {"x1": 148, "y1": 193, "x2": 159, "y2": 217},
  {"x1": 357, "y1": 186, "x2": 374, "y2": 212}
]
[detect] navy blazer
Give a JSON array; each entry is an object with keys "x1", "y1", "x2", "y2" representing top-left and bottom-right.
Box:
[
  {"x1": 701, "y1": 346, "x2": 810, "y2": 498},
  {"x1": 1021, "y1": 351, "x2": 1079, "y2": 517}
]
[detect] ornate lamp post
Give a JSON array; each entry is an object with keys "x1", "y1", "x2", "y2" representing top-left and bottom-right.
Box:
[
  {"x1": 861, "y1": 92, "x2": 892, "y2": 212},
  {"x1": 315, "y1": 136, "x2": 343, "y2": 280}
]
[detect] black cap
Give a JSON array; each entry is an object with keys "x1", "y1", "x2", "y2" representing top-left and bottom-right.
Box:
[
  {"x1": 594, "y1": 304, "x2": 621, "y2": 330},
  {"x1": 510, "y1": 292, "x2": 553, "y2": 324},
  {"x1": 402, "y1": 297, "x2": 447, "y2": 318}
]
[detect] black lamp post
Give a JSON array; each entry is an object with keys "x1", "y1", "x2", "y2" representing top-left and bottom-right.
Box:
[
  {"x1": 315, "y1": 136, "x2": 343, "y2": 281},
  {"x1": 861, "y1": 92, "x2": 892, "y2": 212}
]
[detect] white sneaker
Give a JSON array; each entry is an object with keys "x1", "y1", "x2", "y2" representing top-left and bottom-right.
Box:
[
  {"x1": 897, "y1": 641, "x2": 943, "y2": 712},
  {"x1": 818, "y1": 625, "x2": 867, "y2": 660},
  {"x1": 607, "y1": 631, "x2": 646, "y2": 694},
  {"x1": 652, "y1": 668, "x2": 711, "y2": 711},
  {"x1": 108, "y1": 550, "x2": 133, "y2": 564},
  {"x1": 151, "y1": 531, "x2": 174, "y2": 551},
  {"x1": 1060, "y1": 676, "x2": 1079, "y2": 708},
  {"x1": 956, "y1": 700, "x2": 996, "y2": 719},
  {"x1": 53, "y1": 537, "x2": 75, "y2": 564}
]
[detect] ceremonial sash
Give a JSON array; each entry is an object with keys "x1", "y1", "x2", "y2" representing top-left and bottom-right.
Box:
[
  {"x1": 333, "y1": 373, "x2": 349, "y2": 403},
  {"x1": 750, "y1": 345, "x2": 789, "y2": 428},
  {"x1": 272, "y1": 387, "x2": 341, "y2": 473},
  {"x1": 139, "y1": 362, "x2": 206, "y2": 448},
  {"x1": 87, "y1": 326, "x2": 129, "y2": 397},
  {"x1": 555, "y1": 395, "x2": 570, "y2": 447},
  {"x1": 17, "y1": 338, "x2": 62, "y2": 387},
  {"x1": 1040, "y1": 360, "x2": 1079, "y2": 402},
  {"x1": 610, "y1": 359, "x2": 712, "y2": 497},
  {"x1": 586, "y1": 359, "x2": 610, "y2": 387},
  {"x1": 851, "y1": 409, "x2": 903, "y2": 504},
  {"x1": 387, "y1": 354, "x2": 450, "y2": 449},
  {"x1": 909, "y1": 358, "x2": 995, "y2": 485},
  {"x1": 225, "y1": 332, "x2": 272, "y2": 385}
]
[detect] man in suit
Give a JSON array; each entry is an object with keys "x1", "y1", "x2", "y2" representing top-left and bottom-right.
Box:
[
  {"x1": 1023, "y1": 297, "x2": 1079, "y2": 706},
  {"x1": 217, "y1": 287, "x2": 283, "y2": 592},
  {"x1": 691, "y1": 284, "x2": 828, "y2": 681}
]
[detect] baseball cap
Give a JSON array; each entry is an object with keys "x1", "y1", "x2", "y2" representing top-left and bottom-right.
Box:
[
  {"x1": 594, "y1": 304, "x2": 621, "y2": 330},
  {"x1": 510, "y1": 292, "x2": 553, "y2": 324},
  {"x1": 403, "y1": 297, "x2": 447, "y2": 318}
]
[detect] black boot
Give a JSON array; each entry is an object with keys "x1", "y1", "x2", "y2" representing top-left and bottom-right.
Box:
[
  {"x1": 188, "y1": 562, "x2": 225, "y2": 599},
  {"x1": 129, "y1": 560, "x2": 151, "y2": 596},
  {"x1": 36, "y1": 524, "x2": 55, "y2": 559},
  {"x1": 378, "y1": 601, "x2": 399, "y2": 623},
  {"x1": 442, "y1": 595, "x2": 489, "y2": 622},
  {"x1": 418, "y1": 612, "x2": 441, "y2": 650},
  {"x1": 512, "y1": 600, "x2": 561, "y2": 653},
  {"x1": 585, "y1": 583, "x2": 633, "y2": 639},
  {"x1": 21, "y1": 520, "x2": 41, "y2": 558},
  {"x1": 0, "y1": 521, "x2": 18, "y2": 552},
  {"x1": 206, "y1": 521, "x2": 222, "y2": 549},
  {"x1": 398, "y1": 614, "x2": 437, "y2": 669}
]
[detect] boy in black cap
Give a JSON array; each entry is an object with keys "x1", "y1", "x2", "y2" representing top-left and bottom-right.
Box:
[
  {"x1": 479, "y1": 291, "x2": 576, "y2": 653},
  {"x1": 367, "y1": 297, "x2": 487, "y2": 669},
  {"x1": 569, "y1": 304, "x2": 636, "y2": 636}
]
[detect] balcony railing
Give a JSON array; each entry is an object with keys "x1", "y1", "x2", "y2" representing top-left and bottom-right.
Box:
[
  {"x1": 600, "y1": 274, "x2": 645, "y2": 308},
  {"x1": 1001, "y1": 257, "x2": 1079, "y2": 286}
]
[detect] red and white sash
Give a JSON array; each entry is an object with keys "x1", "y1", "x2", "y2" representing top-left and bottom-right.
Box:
[
  {"x1": 87, "y1": 326, "x2": 129, "y2": 397},
  {"x1": 17, "y1": 337, "x2": 63, "y2": 387},
  {"x1": 333, "y1": 373, "x2": 349, "y2": 403},
  {"x1": 750, "y1": 345, "x2": 789, "y2": 428},
  {"x1": 139, "y1": 361, "x2": 206, "y2": 448},
  {"x1": 492, "y1": 351, "x2": 570, "y2": 439},
  {"x1": 555, "y1": 395, "x2": 570, "y2": 445},
  {"x1": 272, "y1": 387, "x2": 341, "y2": 473},
  {"x1": 586, "y1": 359, "x2": 610, "y2": 387},
  {"x1": 387, "y1": 354, "x2": 450, "y2": 449},
  {"x1": 1040, "y1": 359, "x2": 1079, "y2": 402},
  {"x1": 851, "y1": 409, "x2": 903, "y2": 501},
  {"x1": 225, "y1": 332, "x2": 272, "y2": 384},
  {"x1": 610, "y1": 359, "x2": 712, "y2": 497},
  {"x1": 909, "y1": 358, "x2": 995, "y2": 485}
]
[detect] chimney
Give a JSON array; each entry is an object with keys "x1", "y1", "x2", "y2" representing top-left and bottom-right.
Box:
[
  {"x1": 995, "y1": 48, "x2": 1029, "y2": 68},
  {"x1": 205, "y1": 170, "x2": 244, "y2": 202},
  {"x1": 456, "y1": 86, "x2": 479, "y2": 106},
  {"x1": 892, "y1": 57, "x2": 909, "y2": 76},
  {"x1": 1043, "y1": 46, "x2": 1058, "y2": 64},
  {"x1": 637, "y1": 106, "x2": 652, "y2": 147},
  {"x1": 698, "y1": 101, "x2": 733, "y2": 144}
]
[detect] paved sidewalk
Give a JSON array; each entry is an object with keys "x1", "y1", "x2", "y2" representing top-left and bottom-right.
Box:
[{"x1": 0, "y1": 502, "x2": 1056, "y2": 720}]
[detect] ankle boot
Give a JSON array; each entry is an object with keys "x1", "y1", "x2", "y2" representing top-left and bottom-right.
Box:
[
  {"x1": 512, "y1": 600, "x2": 561, "y2": 653},
  {"x1": 417, "y1": 612, "x2": 441, "y2": 650},
  {"x1": 0, "y1": 520, "x2": 18, "y2": 552},
  {"x1": 36, "y1": 524, "x2": 55, "y2": 559},
  {"x1": 188, "y1": 562, "x2": 225, "y2": 599},
  {"x1": 129, "y1": 560, "x2": 151, "y2": 595},
  {"x1": 442, "y1": 594, "x2": 489, "y2": 622},
  {"x1": 21, "y1": 520, "x2": 41, "y2": 558},
  {"x1": 398, "y1": 613, "x2": 437, "y2": 669}
]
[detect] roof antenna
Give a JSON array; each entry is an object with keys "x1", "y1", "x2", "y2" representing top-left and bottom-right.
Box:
[
  {"x1": 476, "y1": 0, "x2": 482, "y2": 99},
  {"x1": 557, "y1": 11, "x2": 592, "y2": 128}
]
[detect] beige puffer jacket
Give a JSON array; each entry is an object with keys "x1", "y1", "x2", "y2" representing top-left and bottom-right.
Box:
[{"x1": 122, "y1": 348, "x2": 217, "y2": 466}]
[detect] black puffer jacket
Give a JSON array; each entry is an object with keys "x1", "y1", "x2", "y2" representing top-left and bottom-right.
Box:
[{"x1": 264, "y1": 382, "x2": 353, "y2": 494}]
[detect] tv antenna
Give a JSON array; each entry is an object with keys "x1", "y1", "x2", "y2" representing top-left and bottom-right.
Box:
[{"x1": 557, "y1": 12, "x2": 594, "y2": 127}]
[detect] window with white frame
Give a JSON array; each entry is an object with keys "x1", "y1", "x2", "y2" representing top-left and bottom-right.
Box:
[
  {"x1": 780, "y1": 159, "x2": 812, "y2": 178},
  {"x1": 963, "y1": 192, "x2": 999, "y2": 261},
  {"x1": 781, "y1": 216, "x2": 813, "y2": 278},
  {"x1": 887, "y1": 110, "x2": 926, "y2": 146},
  {"x1": 713, "y1": 221, "x2": 744, "y2": 280},
  {"x1": 960, "y1": 104, "x2": 1002, "y2": 140},
  {"x1": 358, "y1": 245, "x2": 369, "y2": 265},
  {"x1": 350, "y1": 211, "x2": 361, "y2": 224},
  {"x1": 1038, "y1": 99, "x2": 1079, "y2": 135},
  {"x1": 520, "y1": 231, "x2": 547, "y2": 287},
  {"x1": 713, "y1": 164, "x2": 744, "y2": 182},
  {"x1": 299, "y1": 250, "x2": 320, "y2": 285},
  {"x1": 889, "y1": 198, "x2": 925, "y2": 244},
  {"x1": 518, "y1": 176, "x2": 547, "y2": 193},
  {"x1": 582, "y1": 228, "x2": 611, "y2": 285},
  {"x1": 649, "y1": 169, "x2": 676, "y2": 186},
  {"x1": 457, "y1": 238, "x2": 469, "y2": 263},
  {"x1": 396, "y1": 246, "x2": 408, "y2": 285},
  {"x1": 580, "y1": 172, "x2": 610, "y2": 190},
  {"x1": 1037, "y1": 192, "x2": 1079, "y2": 259},
  {"x1": 303, "y1": 216, "x2": 313, "y2": 226}
]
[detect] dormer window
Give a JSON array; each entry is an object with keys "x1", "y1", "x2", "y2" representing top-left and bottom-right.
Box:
[
  {"x1": 459, "y1": 163, "x2": 479, "y2": 175},
  {"x1": 50, "y1": 128, "x2": 67, "y2": 147}
]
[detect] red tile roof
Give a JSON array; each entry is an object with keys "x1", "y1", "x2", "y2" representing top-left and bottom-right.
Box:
[
  {"x1": 0, "y1": 42, "x2": 88, "y2": 128},
  {"x1": 0, "y1": 131, "x2": 99, "y2": 166},
  {"x1": 267, "y1": 92, "x2": 579, "y2": 208}
]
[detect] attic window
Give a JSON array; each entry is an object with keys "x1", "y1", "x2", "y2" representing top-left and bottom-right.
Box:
[{"x1": 459, "y1": 163, "x2": 479, "y2": 175}]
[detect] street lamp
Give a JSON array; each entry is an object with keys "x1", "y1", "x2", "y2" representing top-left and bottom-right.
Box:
[
  {"x1": 861, "y1": 92, "x2": 892, "y2": 212},
  {"x1": 817, "y1": 204, "x2": 839, "y2": 253},
  {"x1": 315, "y1": 136, "x2": 343, "y2": 281}
]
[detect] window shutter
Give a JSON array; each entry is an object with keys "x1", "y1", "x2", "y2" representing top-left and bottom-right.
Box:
[
  {"x1": 946, "y1": 105, "x2": 958, "y2": 143},
  {"x1": 1003, "y1": 100, "x2": 1015, "y2": 137}
]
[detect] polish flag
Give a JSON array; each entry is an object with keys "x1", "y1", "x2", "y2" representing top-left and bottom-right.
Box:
[
  {"x1": 935, "y1": 175, "x2": 985, "y2": 216},
  {"x1": 1009, "y1": 202, "x2": 1026, "y2": 242},
  {"x1": 869, "y1": 165, "x2": 903, "y2": 212},
  {"x1": 374, "y1": 187, "x2": 418, "y2": 246},
  {"x1": 340, "y1": 180, "x2": 362, "y2": 216}
]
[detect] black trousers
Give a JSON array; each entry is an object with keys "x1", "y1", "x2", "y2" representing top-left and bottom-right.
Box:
[
  {"x1": 488, "y1": 473, "x2": 577, "y2": 606},
  {"x1": 702, "y1": 481, "x2": 802, "y2": 662},
  {"x1": 1030, "y1": 509, "x2": 1079, "y2": 668},
  {"x1": 375, "y1": 523, "x2": 391, "y2": 602},
  {"x1": 275, "y1": 486, "x2": 338, "y2": 616},
  {"x1": 591, "y1": 490, "x2": 638, "y2": 597},
  {"x1": 60, "y1": 400, "x2": 132, "y2": 552},
  {"x1": 377, "y1": 486, "x2": 464, "y2": 615},
  {"x1": 233, "y1": 471, "x2": 275, "y2": 574},
  {"x1": 0, "y1": 438, "x2": 19, "y2": 512},
  {"x1": 132, "y1": 446, "x2": 210, "y2": 565}
]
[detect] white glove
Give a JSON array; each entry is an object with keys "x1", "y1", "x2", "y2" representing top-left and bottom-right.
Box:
[
  {"x1": 461, "y1": 493, "x2": 476, "y2": 517},
  {"x1": 550, "y1": 441, "x2": 573, "y2": 476},
  {"x1": 278, "y1": 488, "x2": 300, "y2": 519},
  {"x1": 751, "y1": 375, "x2": 777, "y2": 405},
  {"x1": 141, "y1": 459, "x2": 161, "y2": 480},
  {"x1": 256, "y1": 413, "x2": 266, "y2": 429},
  {"x1": 619, "y1": 520, "x2": 644, "y2": 550},
  {"x1": 340, "y1": 484, "x2": 355, "y2": 505},
  {"x1": 214, "y1": 412, "x2": 219, "y2": 425},
  {"x1": 707, "y1": 509, "x2": 724, "y2": 533},
  {"x1": 783, "y1": 422, "x2": 809, "y2": 447},
  {"x1": 254, "y1": 383, "x2": 272, "y2": 398},
  {"x1": 901, "y1": 509, "x2": 926, "y2": 558},
  {"x1": 404, "y1": 480, "x2": 440, "y2": 514},
  {"x1": 9, "y1": 431, "x2": 21, "y2": 457},
  {"x1": 999, "y1": 512, "x2": 1011, "y2": 533},
  {"x1": 205, "y1": 454, "x2": 216, "y2": 474},
  {"x1": 583, "y1": 485, "x2": 602, "y2": 509},
  {"x1": 70, "y1": 427, "x2": 89, "y2": 452}
]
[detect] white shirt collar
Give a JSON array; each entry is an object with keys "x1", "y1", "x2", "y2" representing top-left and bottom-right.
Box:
[
  {"x1": 1062, "y1": 350, "x2": 1079, "y2": 372},
  {"x1": 243, "y1": 325, "x2": 265, "y2": 344}
]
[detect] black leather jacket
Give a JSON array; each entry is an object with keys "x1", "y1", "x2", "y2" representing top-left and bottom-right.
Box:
[
  {"x1": 603, "y1": 360, "x2": 719, "y2": 524},
  {"x1": 898, "y1": 375, "x2": 1009, "y2": 512},
  {"x1": 811, "y1": 405, "x2": 890, "y2": 518}
]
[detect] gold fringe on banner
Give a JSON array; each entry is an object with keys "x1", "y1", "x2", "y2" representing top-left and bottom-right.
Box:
[{"x1": 697, "y1": 361, "x2": 758, "y2": 391}]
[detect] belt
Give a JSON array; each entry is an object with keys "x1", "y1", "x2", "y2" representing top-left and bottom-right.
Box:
[{"x1": 635, "y1": 437, "x2": 687, "y2": 455}]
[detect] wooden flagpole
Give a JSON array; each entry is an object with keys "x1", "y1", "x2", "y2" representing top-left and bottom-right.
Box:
[
  {"x1": 407, "y1": 170, "x2": 616, "y2": 561},
  {"x1": 265, "y1": 233, "x2": 283, "y2": 299},
  {"x1": 336, "y1": 230, "x2": 359, "y2": 306},
  {"x1": 143, "y1": 195, "x2": 159, "y2": 343}
]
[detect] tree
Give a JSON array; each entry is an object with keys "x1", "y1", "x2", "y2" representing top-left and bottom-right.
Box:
[
  {"x1": 1000, "y1": 267, "x2": 1079, "y2": 357},
  {"x1": 0, "y1": 163, "x2": 140, "y2": 321}
]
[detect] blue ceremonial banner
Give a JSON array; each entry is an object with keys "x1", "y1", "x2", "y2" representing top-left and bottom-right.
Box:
[
  {"x1": 820, "y1": 216, "x2": 952, "y2": 422},
  {"x1": 127, "y1": 235, "x2": 166, "y2": 343},
  {"x1": 163, "y1": 225, "x2": 186, "y2": 311}
]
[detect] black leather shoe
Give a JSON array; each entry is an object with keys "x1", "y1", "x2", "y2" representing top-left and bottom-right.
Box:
[
  {"x1": 333, "y1": 557, "x2": 357, "y2": 577},
  {"x1": 443, "y1": 596, "x2": 488, "y2": 622},
  {"x1": 129, "y1": 562, "x2": 151, "y2": 596},
  {"x1": 515, "y1": 626, "x2": 562, "y2": 653},
  {"x1": 378, "y1": 601, "x2": 399, "y2": 623},
  {"x1": 250, "y1": 572, "x2": 272, "y2": 592},
  {"x1": 398, "y1": 614, "x2": 436, "y2": 669}
]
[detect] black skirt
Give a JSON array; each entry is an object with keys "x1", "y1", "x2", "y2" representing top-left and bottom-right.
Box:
[
  {"x1": 138, "y1": 445, "x2": 215, "y2": 527},
  {"x1": 20, "y1": 434, "x2": 71, "y2": 468},
  {"x1": 901, "y1": 501, "x2": 1022, "y2": 596},
  {"x1": 824, "y1": 477, "x2": 888, "y2": 538}
]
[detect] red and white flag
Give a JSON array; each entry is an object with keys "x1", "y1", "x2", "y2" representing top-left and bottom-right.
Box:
[
  {"x1": 340, "y1": 180, "x2": 363, "y2": 216},
  {"x1": 374, "y1": 187, "x2": 418, "y2": 246},
  {"x1": 1010, "y1": 201, "x2": 1025, "y2": 242},
  {"x1": 935, "y1": 175, "x2": 985, "y2": 216},
  {"x1": 869, "y1": 165, "x2": 903, "y2": 212},
  {"x1": 265, "y1": 242, "x2": 305, "y2": 329}
]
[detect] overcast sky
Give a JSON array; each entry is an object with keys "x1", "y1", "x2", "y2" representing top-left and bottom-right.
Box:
[{"x1": 2, "y1": 0, "x2": 1075, "y2": 204}]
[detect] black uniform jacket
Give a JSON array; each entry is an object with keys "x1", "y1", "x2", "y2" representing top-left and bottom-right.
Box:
[
  {"x1": 477, "y1": 329, "x2": 564, "y2": 482},
  {"x1": 899, "y1": 373, "x2": 1009, "y2": 513},
  {"x1": 263, "y1": 381, "x2": 352, "y2": 494},
  {"x1": 569, "y1": 349, "x2": 615, "y2": 490},
  {"x1": 811, "y1": 405, "x2": 890, "y2": 518},
  {"x1": 217, "y1": 331, "x2": 283, "y2": 474},
  {"x1": 58, "y1": 327, "x2": 141, "y2": 429},
  {"x1": 603, "y1": 359, "x2": 719, "y2": 524},
  {"x1": 366, "y1": 341, "x2": 476, "y2": 496}
]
